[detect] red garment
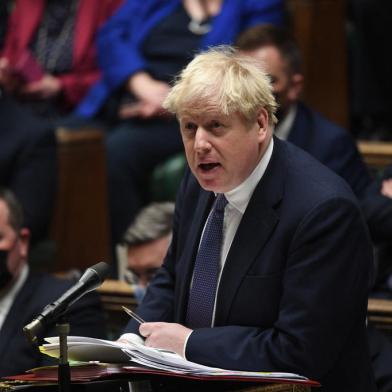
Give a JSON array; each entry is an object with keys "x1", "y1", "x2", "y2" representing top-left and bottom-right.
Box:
[{"x1": 1, "y1": 0, "x2": 122, "y2": 109}]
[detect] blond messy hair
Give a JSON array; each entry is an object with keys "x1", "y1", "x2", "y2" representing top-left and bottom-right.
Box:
[{"x1": 163, "y1": 45, "x2": 277, "y2": 126}]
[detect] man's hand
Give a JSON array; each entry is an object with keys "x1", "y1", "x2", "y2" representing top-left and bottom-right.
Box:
[
  {"x1": 0, "y1": 57, "x2": 22, "y2": 93},
  {"x1": 139, "y1": 322, "x2": 192, "y2": 357},
  {"x1": 123, "y1": 71, "x2": 171, "y2": 119}
]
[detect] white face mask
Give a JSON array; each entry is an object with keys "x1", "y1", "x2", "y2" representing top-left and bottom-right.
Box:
[{"x1": 134, "y1": 284, "x2": 147, "y2": 305}]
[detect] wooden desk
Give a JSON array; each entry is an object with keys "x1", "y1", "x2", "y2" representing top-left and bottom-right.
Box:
[
  {"x1": 0, "y1": 379, "x2": 312, "y2": 392},
  {"x1": 95, "y1": 281, "x2": 314, "y2": 391}
]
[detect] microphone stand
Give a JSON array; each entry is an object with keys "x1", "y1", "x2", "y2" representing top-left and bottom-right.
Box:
[{"x1": 57, "y1": 316, "x2": 71, "y2": 392}]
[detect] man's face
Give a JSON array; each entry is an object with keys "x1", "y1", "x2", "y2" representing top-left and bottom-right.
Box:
[
  {"x1": 126, "y1": 234, "x2": 171, "y2": 287},
  {"x1": 0, "y1": 200, "x2": 29, "y2": 290},
  {"x1": 243, "y1": 46, "x2": 302, "y2": 119},
  {"x1": 179, "y1": 105, "x2": 269, "y2": 193}
]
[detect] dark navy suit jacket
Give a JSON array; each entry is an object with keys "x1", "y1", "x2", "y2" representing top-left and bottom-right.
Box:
[
  {"x1": 125, "y1": 137, "x2": 376, "y2": 391},
  {"x1": 0, "y1": 94, "x2": 57, "y2": 243},
  {"x1": 287, "y1": 102, "x2": 371, "y2": 198},
  {"x1": 0, "y1": 272, "x2": 106, "y2": 377}
]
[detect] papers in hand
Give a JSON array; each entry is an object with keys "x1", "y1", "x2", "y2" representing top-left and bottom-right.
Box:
[{"x1": 41, "y1": 334, "x2": 309, "y2": 382}]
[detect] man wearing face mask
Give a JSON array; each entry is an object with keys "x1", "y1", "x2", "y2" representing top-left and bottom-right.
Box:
[
  {"x1": 0, "y1": 188, "x2": 106, "y2": 377},
  {"x1": 120, "y1": 202, "x2": 174, "y2": 304},
  {"x1": 236, "y1": 24, "x2": 372, "y2": 200}
]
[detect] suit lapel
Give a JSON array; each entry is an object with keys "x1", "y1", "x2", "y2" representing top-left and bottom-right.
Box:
[
  {"x1": 175, "y1": 190, "x2": 214, "y2": 322},
  {"x1": 215, "y1": 138, "x2": 285, "y2": 325}
]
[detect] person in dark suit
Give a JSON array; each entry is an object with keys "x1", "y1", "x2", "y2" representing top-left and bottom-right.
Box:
[
  {"x1": 236, "y1": 24, "x2": 372, "y2": 199},
  {"x1": 0, "y1": 188, "x2": 106, "y2": 377},
  {"x1": 121, "y1": 46, "x2": 375, "y2": 391},
  {"x1": 237, "y1": 25, "x2": 392, "y2": 392},
  {"x1": 0, "y1": 91, "x2": 57, "y2": 245}
]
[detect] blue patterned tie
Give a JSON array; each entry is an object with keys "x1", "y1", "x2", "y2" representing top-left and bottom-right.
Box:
[{"x1": 186, "y1": 194, "x2": 228, "y2": 329}]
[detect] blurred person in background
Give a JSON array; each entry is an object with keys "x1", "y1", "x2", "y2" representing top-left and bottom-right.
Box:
[
  {"x1": 236, "y1": 24, "x2": 372, "y2": 200},
  {"x1": 0, "y1": 188, "x2": 106, "y2": 377},
  {"x1": 120, "y1": 202, "x2": 174, "y2": 304},
  {"x1": 0, "y1": 90, "x2": 56, "y2": 245},
  {"x1": 0, "y1": 0, "x2": 121, "y2": 120}
]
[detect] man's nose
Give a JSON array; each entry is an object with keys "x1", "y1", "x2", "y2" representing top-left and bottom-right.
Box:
[{"x1": 194, "y1": 127, "x2": 211, "y2": 151}]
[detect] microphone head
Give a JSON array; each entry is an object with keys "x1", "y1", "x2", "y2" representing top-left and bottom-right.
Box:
[
  {"x1": 90, "y1": 261, "x2": 111, "y2": 282},
  {"x1": 79, "y1": 261, "x2": 110, "y2": 290}
]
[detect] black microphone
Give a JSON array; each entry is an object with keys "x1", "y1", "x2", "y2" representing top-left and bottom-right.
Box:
[{"x1": 23, "y1": 261, "x2": 110, "y2": 343}]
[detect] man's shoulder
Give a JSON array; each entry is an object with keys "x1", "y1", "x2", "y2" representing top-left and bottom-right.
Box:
[
  {"x1": 295, "y1": 102, "x2": 350, "y2": 141},
  {"x1": 27, "y1": 272, "x2": 74, "y2": 291},
  {"x1": 23, "y1": 272, "x2": 105, "y2": 338},
  {"x1": 20, "y1": 273, "x2": 75, "y2": 308},
  {"x1": 277, "y1": 138, "x2": 357, "y2": 203}
]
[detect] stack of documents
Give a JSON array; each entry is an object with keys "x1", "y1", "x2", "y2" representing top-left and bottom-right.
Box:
[{"x1": 40, "y1": 335, "x2": 313, "y2": 383}]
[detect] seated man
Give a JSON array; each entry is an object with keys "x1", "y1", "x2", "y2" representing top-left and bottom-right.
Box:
[
  {"x1": 236, "y1": 24, "x2": 372, "y2": 199},
  {"x1": 0, "y1": 188, "x2": 106, "y2": 377},
  {"x1": 121, "y1": 46, "x2": 376, "y2": 391},
  {"x1": 121, "y1": 202, "x2": 174, "y2": 303}
]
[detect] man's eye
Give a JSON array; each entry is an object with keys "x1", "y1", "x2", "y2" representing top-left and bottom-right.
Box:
[
  {"x1": 211, "y1": 121, "x2": 221, "y2": 128},
  {"x1": 185, "y1": 122, "x2": 196, "y2": 130}
]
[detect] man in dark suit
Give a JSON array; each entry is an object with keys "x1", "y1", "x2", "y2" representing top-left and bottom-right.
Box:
[
  {"x1": 0, "y1": 91, "x2": 57, "y2": 244},
  {"x1": 0, "y1": 188, "x2": 106, "y2": 377},
  {"x1": 122, "y1": 46, "x2": 375, "y2": 391},
  {"x1": 236, "y1": 24, "x2": 372, "y2": 199},
  {"x1": 237, "y1": 25, "x2": 392, "y2": 392}
]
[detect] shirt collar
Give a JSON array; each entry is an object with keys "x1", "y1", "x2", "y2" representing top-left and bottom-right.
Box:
[
  {"x1": 224, "y1": 137, "x2": 274, "y2": 214},
  {"x1": 274, "y1": 104, "x2": 297, "y2": 141}
]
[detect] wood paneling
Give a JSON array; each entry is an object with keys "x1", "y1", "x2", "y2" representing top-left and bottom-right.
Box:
[{"x1": 287, "y1": 0, "x2": 348, "y2": 127}]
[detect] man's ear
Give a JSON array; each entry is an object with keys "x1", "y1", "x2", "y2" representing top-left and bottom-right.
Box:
[
  {"x1": 288, "y1": 73, "x2": 304, "y2": 101},
  {"x1": 256, "y1": 108, "x2": 269, "y2": 139},
  {"x1": 18, "y1": 228, "x2": 30, "y2": 259}
]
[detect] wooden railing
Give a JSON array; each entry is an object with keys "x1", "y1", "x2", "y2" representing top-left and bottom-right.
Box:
[{"x1": 357, "y1": 140, "x2": 392, "y2": 171}]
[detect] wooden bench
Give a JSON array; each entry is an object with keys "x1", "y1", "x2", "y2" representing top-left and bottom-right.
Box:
[
  {"x1": 50, "y1": 127, "x2": 111, "y2": 273},
  {"x1": 357, "y1": 140, "x2": 392, "y2": 171},
  {"x1": 368, "y1": 297, "x2": 392, "y2": 335}
]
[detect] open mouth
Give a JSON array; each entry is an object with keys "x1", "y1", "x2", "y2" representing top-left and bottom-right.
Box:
[{"x1": 199, "y1": 163, "x2": 220, "y2": 172}]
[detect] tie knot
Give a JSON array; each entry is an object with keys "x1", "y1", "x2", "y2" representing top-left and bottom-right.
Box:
[{"x1": 215, "y1": 194, "x2": 228, "y2": 212}]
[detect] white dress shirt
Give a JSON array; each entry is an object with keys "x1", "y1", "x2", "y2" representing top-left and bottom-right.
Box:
[{"x1": 274, "y1": 104, "x2": 297, "y2": 141}]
